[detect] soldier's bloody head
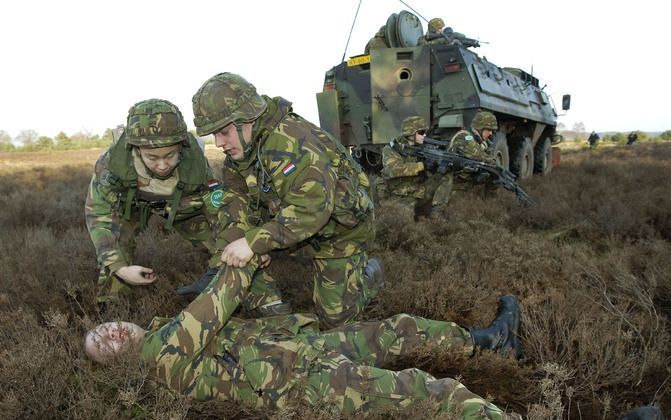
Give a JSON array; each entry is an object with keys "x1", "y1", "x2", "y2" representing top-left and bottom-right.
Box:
[{"x1": 84, "y1": 321, "x2": 145, "y2": 364}]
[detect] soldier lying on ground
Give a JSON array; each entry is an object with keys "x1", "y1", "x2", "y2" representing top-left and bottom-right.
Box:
[
  {"x1": 85, "y1": 257, "x2": 522, "y2": 419},
  {"x1": 190, "y1": 72, "x2": 380, "y2": 328},
  {"x1": 85, "y1": 99, "x2": 230, "y2": 304}
]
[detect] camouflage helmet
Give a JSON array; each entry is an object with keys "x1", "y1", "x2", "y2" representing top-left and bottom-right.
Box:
[
  {"x1": 428, "y1": 18, "x2": 445, "y2": 33},
  {"x1": 126, "y1": 99, "x2": 188, "y2": 148},
  {"x1": 192, "y1": 72, "x2": 268, "y2": 136},
  {"x1": 401, "y1": 116, "x2": 427, "y2": 141},
  {"x1": 471, "y1": 111, "x2": 498, "y2": 131}
]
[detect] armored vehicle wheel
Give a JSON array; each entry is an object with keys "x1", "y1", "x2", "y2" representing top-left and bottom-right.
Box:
[
  {"x1": 533, "y1": 137, "x2": 553, "y2": 175},
  {"x1": 510, "y1": 137, "x2": 534, "y2": 179},
  {"x1": 490, "y1": 132, "x2": 509, "y2": 170}
]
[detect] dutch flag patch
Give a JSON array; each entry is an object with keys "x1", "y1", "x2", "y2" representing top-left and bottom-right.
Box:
[
  {"x1": 207, "y1": 179, "x2": 221, "y2": 190},
  {"x1": 282, "y1": 162, "x2": 297, "y2": 176}
]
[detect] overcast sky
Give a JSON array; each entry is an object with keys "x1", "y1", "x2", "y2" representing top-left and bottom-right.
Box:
[{"x1": 1, "y1": 0, "x2": 669, "y2": 139}]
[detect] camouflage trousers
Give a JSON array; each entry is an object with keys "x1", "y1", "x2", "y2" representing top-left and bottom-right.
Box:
[
  {"x1": 378, "y1": 173, "x2": 454, "y2": 220},
  {"x1": 244, "y1": 252, "x2": 379, "y2": 329},
  {"x1": 302, "y1": 313, "x2": 514, "y2": 418}
]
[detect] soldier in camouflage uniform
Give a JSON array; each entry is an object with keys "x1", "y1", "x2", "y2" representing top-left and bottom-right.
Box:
[
  {"x1": 380, "y1": 116, "x2": 453, "y2": 221},
  {"x1": 448, "y1": 111, "x2": 498, "y2": 163},
  {"x1": 85, "y1": 258, "x2": 522, "y2": 419},
  {"x1": 446, "y1": 111, "x2": 500, "y2": 191},
  {"x1": 364, "y1": 25, "x2": 390, "y2": 53},
  {"x1": 417, "y1": 17, "x2": 472, "y2": 47},
  {"x1": 418, "y1": 17, "x2": 447, "y2": 46},
  {"x1": 191, "y1": 72, "x2": 380, "y2": 328},
  {"x1": 85, "y1": 99, "x2": 282, "y2": 314}
]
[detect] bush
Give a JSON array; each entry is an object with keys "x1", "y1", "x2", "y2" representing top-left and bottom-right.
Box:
[{"x1": 1, "y1": 145, "x2": 670, "y2": 418}]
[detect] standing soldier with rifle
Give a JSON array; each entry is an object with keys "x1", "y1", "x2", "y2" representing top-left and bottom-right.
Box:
[
  {"x1": 587, "y1": 131, "x2": 600, "y2": 149},
  {"x1": 379, "y1": 116, "x2": 453, "y2": 221}
]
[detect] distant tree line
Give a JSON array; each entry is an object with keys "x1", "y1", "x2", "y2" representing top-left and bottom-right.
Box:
[
  {"x1": 0, "y1": 128, "x2": 211, "y2": 152},
  {"x1": 557, "y1": 122, "x2": 671, "y2": 143},
  {"x1": 1, "y1": 124, "x2": 669, "y2": 153},
  {"x1": 0, "y1": 129, "x2": 114, "y2": 152}
]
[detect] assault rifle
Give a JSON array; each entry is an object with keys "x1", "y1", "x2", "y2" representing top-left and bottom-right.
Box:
[{"x1": 410, "y1": 137, "x2": 535, "y2": 205}]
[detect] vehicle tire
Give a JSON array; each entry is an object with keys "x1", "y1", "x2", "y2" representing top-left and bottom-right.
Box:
[
  {"x1": 510, "y1": 137, "x2": 534, "y2": 179},
  {"x1": 533, "y1": 137, "x2": 552, "y2": 175},
  {"x1": 490, "y1": 132, "x2": 510, "y2": 170}
]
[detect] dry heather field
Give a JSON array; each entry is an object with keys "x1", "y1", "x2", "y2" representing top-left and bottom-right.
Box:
[{"x1": 0, "y1": 143, "x2": 669, "y2": 419}]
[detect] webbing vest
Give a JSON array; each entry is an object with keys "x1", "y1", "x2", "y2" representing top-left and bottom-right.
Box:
[{"x1": 106, "y1": 132, "x2": 209, "y2": 229}]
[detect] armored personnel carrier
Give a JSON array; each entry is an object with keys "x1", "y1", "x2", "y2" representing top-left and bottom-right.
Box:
[{"x1": 316, "y1": 10, "x2": 570, "y2": 177}]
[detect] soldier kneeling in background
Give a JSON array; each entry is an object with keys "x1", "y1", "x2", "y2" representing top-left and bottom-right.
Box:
[{"x1": 379, "y1": 116, "x2": 453, "y2": 221}]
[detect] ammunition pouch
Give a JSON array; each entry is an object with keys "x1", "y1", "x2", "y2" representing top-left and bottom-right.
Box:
[
  {"x1": 136, "y1": 199, "x2": 168, "y2": 230},
  {"x1": 331, "y1": 153, "x2": 374, "y2": 228}
]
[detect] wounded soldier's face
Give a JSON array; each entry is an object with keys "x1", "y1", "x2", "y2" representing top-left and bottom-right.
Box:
[{"x1": 84, "y1": 321, "x2": 146, "y2": 364}]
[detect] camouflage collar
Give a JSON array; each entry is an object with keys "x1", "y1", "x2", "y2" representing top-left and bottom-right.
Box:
[{"x1": 233, "y1": 96, "x2": 293, "y2": 170}]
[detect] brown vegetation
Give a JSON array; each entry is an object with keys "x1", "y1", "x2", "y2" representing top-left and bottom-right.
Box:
[{"x1": 0, "y1": 144, "x2": 669, "y2": 419}]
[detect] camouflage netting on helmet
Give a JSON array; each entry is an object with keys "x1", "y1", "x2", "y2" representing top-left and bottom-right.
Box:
[
  {"x1": 471, "y1": 111, "x2": 498, "y2": 131},
  {"x1": 192, "y1": 72, "x2": 268, "y2": 136},
  {"x1": 401, "y1": 116, "x2": 427, "y2": 141},
  {"x1": 428, "y1": 18, "x2": 445, "y2": 33},
  {"x1": 126, "y1": 99, "x2": 188, "y2": 148}
]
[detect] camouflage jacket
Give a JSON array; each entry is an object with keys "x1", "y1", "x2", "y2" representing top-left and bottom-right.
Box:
[
  {"x1": 364, "y1": 26, "x2": 389, "y2": 53},
  {"x1": 219, "y1": 96, "x2": 374, "y2": 258},
  {"x1": 85, "y1": 136, "x2": 223, "y2": 273},
  {"x1": 142, "y1": 259, "x2": 326, "y2": 408},
  {"x1": 448, "y1": 129, "x2": 494, "y2": 164},
  {"x1": 380, "y1": 138, "x2": 427, "y2": 199}
]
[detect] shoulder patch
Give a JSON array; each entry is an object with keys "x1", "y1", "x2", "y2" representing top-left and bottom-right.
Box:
[
  {"x1": 209, "y1": 190, "x2": 223, "y2": 208},
  {"x1": 465, "y1": 135, "x2": 474, "y2": 141},
  {"x1": 281, "y1": 162, "x2": 297, "y2": 176},
  {"x1": 207, "y1": 179, "x2": 221, "y2": 190}
]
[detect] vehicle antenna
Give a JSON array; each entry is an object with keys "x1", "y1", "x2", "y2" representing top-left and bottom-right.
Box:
[
  {"x1": 397, "y1": 0, "x2": 429, "y2": 25},
  {"x1": 341, "y1": 0, "x2": 364, "y2": 63}
]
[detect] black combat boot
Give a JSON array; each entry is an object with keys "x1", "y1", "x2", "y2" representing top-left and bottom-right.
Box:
[
  {"x1": 364, "y1": 257, "x2": 384, "y2": 296},
  {"x1": 470, "y1": 294, "x2": 523, "y2": 359},
  {"x1": 413, "y1": 200, "x2": 433, "y2": 222},
  {"x1": 176, "y1": 267, "x2": 220, "y2": 296}
]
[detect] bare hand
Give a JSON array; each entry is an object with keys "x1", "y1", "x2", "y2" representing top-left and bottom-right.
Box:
[
  {"x1": 259, "y1": 254, "x2": 272, "y2": 269},
  {"x1": 221, "y1": 237, "x2": 254, "y2": 268},
  {"x1": 115, "y1": 265, "x2": 156, "y2": 285}
]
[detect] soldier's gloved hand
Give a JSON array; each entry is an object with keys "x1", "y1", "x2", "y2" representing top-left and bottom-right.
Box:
[
  {"x1": 115, "y1": 265, "x2": 156, "y2": 285},
  {"x1": 423, "y1": 159, "x2": 439, "y2": 173}
]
